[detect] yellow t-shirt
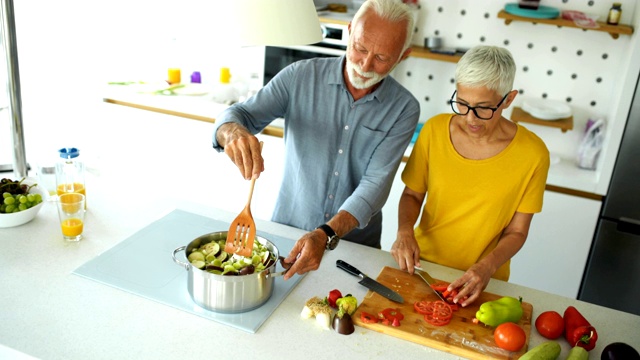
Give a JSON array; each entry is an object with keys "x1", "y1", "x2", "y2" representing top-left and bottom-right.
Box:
[{"x1": 402, "y1": 113, "x2": 550, "y2": 281}]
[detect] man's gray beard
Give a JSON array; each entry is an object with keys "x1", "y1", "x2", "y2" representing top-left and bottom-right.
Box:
[{"x1": 346, "y1": 59, "x2": 385, "y2": 89}]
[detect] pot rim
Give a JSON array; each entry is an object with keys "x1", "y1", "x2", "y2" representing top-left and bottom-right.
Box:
[{"x1": 173, "y1": 231, "x2": 280, "y2": 279}]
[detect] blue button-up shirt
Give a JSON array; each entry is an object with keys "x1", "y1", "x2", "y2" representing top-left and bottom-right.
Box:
[{"x1": 212, "y1": 56, "x2": 419, "y2": 247}]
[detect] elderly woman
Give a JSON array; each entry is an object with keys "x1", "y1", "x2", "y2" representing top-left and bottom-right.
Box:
[{"x1": 391, "y1": 45, "x2": 550, "y2": 306}]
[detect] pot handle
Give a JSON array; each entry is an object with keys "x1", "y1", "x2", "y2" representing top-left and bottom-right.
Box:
[
  {"x1": 172, "y1": 246, "x2": 191, "y2": 271},
  {"x1": 266, "y1": 256, "x2": 292, "y2": 278}
]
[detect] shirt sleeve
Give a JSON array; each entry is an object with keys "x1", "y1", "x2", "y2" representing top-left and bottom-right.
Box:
[
  {"x1": 339, "y1": 99, "x2": 420, "y2": 228},
  {"x1": 211, "y1": 63, "x2": 295, "y2": 152}
]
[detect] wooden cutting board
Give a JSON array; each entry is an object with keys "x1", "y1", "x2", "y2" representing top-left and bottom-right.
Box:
[{"x1": 353, "y1": 267, "x2": 533, "y2": 360}]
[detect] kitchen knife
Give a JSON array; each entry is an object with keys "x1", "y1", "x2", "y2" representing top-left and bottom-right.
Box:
[
  {"x1": 414, "y1": 266, "x2": 452, "y2": 304},
  {"x1": 336, "y1": 260, "x2": 404, "y2": 303}
]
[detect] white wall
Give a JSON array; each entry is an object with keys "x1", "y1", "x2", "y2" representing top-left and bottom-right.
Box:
[
  {"x1": 391, "y1": 0, "x2": 640, "y2": 196},
  {"x1": 4, "y1": 0, "x2": 264, "y2": 169}
]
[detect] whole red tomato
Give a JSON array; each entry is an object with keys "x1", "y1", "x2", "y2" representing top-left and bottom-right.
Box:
[
  {"x1": 494, "y1": 322, "x2": 526, "y2": 352},
  {"x1": 535, "y1": 311, "x2": 564, "y2": 339}
]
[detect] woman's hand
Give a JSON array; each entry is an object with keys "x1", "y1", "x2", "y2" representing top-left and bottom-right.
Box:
[
  {"x1": 390, "y1": 231, "x2": 421, "y2": 274},
  {"x1": 282, "y1": 229, "x2": 326, "y2": 280},
  {"x1": 448, "y1": 262, "x2": 494, "y2": 307}
]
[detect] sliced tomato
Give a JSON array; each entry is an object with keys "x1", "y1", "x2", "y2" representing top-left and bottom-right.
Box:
[
  {"x1": 424, "y1": 315, "x2": 451, "y2": 326},
  {"x1": 360, "y1": 311, "x2": 378, "y2": 324},
  {"x1": 430, "y1": 281, "x2": 450, "y2": 293},
  {"x1": 442, "y1": 288, "x2": 458, "y2": 298},
  {"x1": 422, "y1": 300, "x2": 453, "y2": 326},
  {"x1": 414, "y1": 300, "x2": 431, "y2": 315}
]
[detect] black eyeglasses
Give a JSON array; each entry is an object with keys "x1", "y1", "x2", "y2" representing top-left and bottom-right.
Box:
[{"x1": 448, "y1": 90, "x2": 509, "y2": 120}]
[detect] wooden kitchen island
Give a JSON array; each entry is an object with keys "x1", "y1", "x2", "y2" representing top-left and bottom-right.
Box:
[{"x1": 1, "y1": 101, "x2": 639, "y2": 360}]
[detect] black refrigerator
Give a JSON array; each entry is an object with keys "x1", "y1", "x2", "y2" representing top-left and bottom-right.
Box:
[{"x1": 578, "y1": 72, "x2": 640, "y2": 316}]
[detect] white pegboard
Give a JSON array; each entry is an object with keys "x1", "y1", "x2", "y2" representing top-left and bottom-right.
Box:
[{"x1": 392, "y1": 0, "x2": 637, "y2": 160}]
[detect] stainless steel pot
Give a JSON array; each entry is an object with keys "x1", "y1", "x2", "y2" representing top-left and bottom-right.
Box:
[{"x1": 172, "y1": 231, "x2": 287, "y2": 313}]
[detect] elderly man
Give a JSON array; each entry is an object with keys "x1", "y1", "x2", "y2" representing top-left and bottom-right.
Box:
[{"x1": 212, "y1": 0, "x2": 419, "y2": 279}]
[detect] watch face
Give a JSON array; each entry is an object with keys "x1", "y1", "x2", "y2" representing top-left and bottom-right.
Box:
[{"x1": 327, "y1": 236, "x2": 339, "y2": 250}]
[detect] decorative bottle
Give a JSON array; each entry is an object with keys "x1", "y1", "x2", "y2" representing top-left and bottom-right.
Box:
[
  {"x1": 55, "y1": 147, "x2": 86, "y2": 208},
  {"x1": 607, "y1": 3, "x2": 622, "y2": 25}
]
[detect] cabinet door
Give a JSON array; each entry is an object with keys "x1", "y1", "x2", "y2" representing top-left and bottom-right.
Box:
[
  {"x1": 509, "y1": 191, "x2": 601, "y2": 299},
  {"x1": 380, "y1": 162, "x2": 405, "y2": 252}
]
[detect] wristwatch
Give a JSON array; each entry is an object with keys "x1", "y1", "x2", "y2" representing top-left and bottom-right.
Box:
[{"x1": 316, "y1": 224, "x2": 340, "y2": 250}]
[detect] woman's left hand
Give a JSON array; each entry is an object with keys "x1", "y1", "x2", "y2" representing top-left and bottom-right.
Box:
[{"x1": 448, "y1": 262, "x2": 493, "y2": 307}]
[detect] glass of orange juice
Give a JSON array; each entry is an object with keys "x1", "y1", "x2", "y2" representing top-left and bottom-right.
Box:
[{"x1": 56, "y1": 193, "x2": 85, "y2": 241}]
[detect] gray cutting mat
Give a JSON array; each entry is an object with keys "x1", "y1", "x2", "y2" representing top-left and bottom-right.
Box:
[{"x1": 73, "y1": 209, "x2": 303, "y2": 333}]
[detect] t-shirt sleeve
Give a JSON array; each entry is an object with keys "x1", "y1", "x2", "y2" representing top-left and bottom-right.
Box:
[
  {"x1": 401, "y1": 117, "x2": 436, "y2": 194},
  {"x1": 517, "y1": 135, "x2": 550, "y2": 214}
]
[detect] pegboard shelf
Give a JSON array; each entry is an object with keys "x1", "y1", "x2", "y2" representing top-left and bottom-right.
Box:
[
  {"x1": 410, "y1": 46, "x2": 462, "y2": 63},
  {"x1": 497, "y1": 10, "x2": 634, "y2": 39},
  {"x1": 511, "y1": 106, "x2": 573, "y2": 133}
]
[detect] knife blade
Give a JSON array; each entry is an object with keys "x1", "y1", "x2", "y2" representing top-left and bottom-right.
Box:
[
  {"x1": 336, "y1": 260, "x2": 404, "y2": 303},
  {"x1": 414, "y1": 266, "x2": 452, "y2": 304}
]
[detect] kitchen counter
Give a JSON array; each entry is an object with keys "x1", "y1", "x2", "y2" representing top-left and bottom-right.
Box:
[
  {"x1": 103, "y1": 87, "x2": 602, "y2": 199},
  {"x1": 1, "y1": 102, "x2": 639, "y2": 359}
]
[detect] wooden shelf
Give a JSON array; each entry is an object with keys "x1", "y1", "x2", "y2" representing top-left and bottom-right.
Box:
[
  {"x1": 511, "y1": 106, "x2": 573, "y2": 132},
  {"x1": 497, "y1": 10, "x2": 634, "y2": 39},
  {"x1": 318, "y1": 17, "x2": 461, "y2": 63},
  {"x1": 410, "y1": 46, "x2": 462, "y2": 63}
]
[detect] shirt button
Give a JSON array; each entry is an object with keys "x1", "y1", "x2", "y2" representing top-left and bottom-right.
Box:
[
  {"x1": 329, "y1": 194, "x2": 334, "y2": 199},
  {"x1": 344, "y1": 125, "x2": 349, "y2": 130},
  {"x1": 338, "y1": 149, "x2": 343, "y2": 154},
  {"x1": 334, "y1": 171, "x2": 339, "y2": 176},
  {"x1": 325, "y1": 213, "x2": 330, "y2": 219}
]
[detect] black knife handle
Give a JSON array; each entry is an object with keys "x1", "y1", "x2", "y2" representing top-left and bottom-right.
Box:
[{"x1": 336, "y1": 260, "x2": 365, "y2": 278}]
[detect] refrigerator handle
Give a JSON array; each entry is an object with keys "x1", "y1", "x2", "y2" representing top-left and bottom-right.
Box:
[{"x1": 618, "y1": 217, "x2": 640, "y2": 236}]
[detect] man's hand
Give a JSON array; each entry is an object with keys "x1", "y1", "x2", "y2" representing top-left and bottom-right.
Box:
[
  {"x1": 282, "y1": 229, "x2": 326, "y2": 280},
  {"x1": 217, "y1": 123, "x2": 264, "y2": 180}
]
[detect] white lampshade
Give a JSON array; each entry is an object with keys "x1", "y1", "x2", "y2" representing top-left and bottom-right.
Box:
[{"x1": 220, "y1": 0, "x2": 323, "y2": 46}]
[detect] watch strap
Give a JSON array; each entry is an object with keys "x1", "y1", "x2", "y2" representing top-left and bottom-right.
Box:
[
  {"x1": 316, "y1": 224, "x2": 336, "y2": 238},
  {"x1": 316, "y1": 224, "x2": 339, "y2": 250}
]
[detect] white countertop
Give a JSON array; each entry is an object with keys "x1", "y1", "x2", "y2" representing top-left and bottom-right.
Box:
[{"x1": 1, "y1": 101, "x2": 638, "y2": 360}]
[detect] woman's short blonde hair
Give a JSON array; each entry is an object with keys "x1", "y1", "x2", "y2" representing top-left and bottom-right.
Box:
[{"x1": 455, "y1": 46, "x2": 516, "y2": 95}]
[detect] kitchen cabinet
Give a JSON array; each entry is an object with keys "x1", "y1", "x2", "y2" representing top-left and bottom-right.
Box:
[
  {"x1": 510, "y1": 190, "x2": 601, "y2": 299},
  {"x1": 380, "y1": 162, "x2": 405, "y2": 252}
]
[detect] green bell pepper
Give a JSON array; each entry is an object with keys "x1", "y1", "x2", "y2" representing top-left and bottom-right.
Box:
[
  {"x1": 475, "y1": 296, "x2": 523, "y2": 327},
  {"x1": 336, "y1": 294, "x2": 358, "y2": 318}
]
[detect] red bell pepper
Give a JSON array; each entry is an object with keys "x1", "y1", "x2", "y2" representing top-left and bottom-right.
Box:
[
  {"x1": 378, "y1": 308, "x2": 404, "y2": 326},
  {"x1": 326, "y1": 289, "x2": 342, "y2": 308},
  {"x1": 564, "y1": 305, "x2": 598, "y2": 351},
  {"x1": 360, "y1": 311, "x2": 378, "y2": 324}
]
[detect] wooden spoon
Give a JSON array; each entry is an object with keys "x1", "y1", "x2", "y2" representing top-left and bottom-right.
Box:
[{"x1": 224, "y1": 141, "x2": 263, "y2": 257}]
